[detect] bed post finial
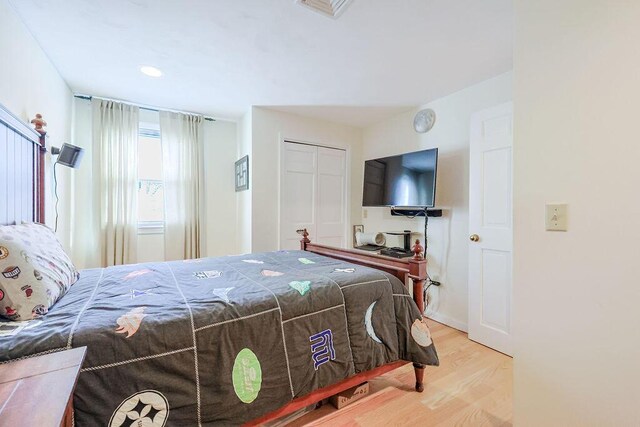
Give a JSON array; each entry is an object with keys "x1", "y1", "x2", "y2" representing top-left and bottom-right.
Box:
[
  {"x1": 30, "y1": 113, "x2": 47, "y2": 135},
  {"x1": 297, "y1": 228, "x2": 310, "y2": 250},
  {"x1": 411, "y1": 239, "x2": 424, "y2": 260}
]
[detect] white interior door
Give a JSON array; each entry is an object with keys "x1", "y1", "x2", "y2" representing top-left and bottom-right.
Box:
[
  {"x1": 280, "y1": 142, "x2": 346, "y2": 250},
  {"x1": 280, "y1": 143, "x2": 317, "y2": 250},
  {"x1": 316, "y1": 147, "x2": 346, "y2": 247},
  {"x1": 468, "y1": 102, "x2": 513, "y2": 356}
]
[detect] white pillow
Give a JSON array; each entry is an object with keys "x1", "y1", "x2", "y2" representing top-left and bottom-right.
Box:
[{"x1": 0, "y1": 222, "x2": 79, "y2": 321}]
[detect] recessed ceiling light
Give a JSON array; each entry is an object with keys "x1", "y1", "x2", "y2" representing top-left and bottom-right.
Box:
[{"x1": 140, "y1": 66, "x2": 163, "y2": 77}]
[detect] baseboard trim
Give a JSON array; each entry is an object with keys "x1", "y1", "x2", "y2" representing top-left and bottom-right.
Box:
[{"x1": 425, "y1": 311, "x2": 468, "y2": 333}]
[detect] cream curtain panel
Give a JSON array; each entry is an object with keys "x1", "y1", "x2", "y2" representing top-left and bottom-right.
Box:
[
  {"x1": 92, "y1": 100, "x2": 139, "y2": 267},
  {"x1": 159, "y1": 111, "x2": 204, "y2": 260}
]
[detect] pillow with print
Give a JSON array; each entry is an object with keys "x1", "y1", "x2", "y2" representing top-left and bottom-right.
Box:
[{"x1": 0, "y1": 222, "x2": 79, "y2": 321}]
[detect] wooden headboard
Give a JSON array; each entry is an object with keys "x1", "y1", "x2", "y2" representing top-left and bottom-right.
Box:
[{"x1": 0, "y1": 103, "x2": 46, "y2": 226}]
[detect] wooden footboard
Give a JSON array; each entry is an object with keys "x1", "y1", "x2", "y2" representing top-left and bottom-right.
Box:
[
  {"x1": 247, "y1": 230, "x2": 430, "y2": 425},
  {"x1": 298, "y1": 228, "x2": 427, "y2": 315},
  {"x1": 299, "y1": 229, "x2": 428, "y2": 393},
  {"x1": 244, "y1": 361, "x2": 406, "y2": 426}
]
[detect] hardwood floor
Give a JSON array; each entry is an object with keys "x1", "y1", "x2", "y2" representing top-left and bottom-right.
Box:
[{"x1": 287, "y1": 320, "x2": 512, "y2": 427}]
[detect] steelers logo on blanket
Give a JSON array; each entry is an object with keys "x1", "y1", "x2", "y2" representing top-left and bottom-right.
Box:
[{"x1": 109, "y1": 390, "x2": 169, "y2": 427}]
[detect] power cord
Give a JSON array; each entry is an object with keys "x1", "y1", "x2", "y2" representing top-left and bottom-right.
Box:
[
  {"x1": 423, "y1": 209, "x2": 428, "y2": 252},
  {"x1": 53, "y1": 161, "x2": 60, "y2": 232},
  {"x1": 423, "y1": 282, "x2": 433, "y2": 311},
  {"x1": 422, "y1": 210, "x2": 441, "y2": 312},
  {"x1": 391, "y1": 207, "x2": 441, "y2": 313}
]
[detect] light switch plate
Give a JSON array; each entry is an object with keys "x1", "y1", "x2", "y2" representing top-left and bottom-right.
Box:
[{"x1": 545, "y1": 204, "x2": 568, "y2": 231}]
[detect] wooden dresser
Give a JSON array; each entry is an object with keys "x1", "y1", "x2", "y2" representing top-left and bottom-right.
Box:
[{"x1": 0, "y1": 347, "x2": 86, "y2": 427}]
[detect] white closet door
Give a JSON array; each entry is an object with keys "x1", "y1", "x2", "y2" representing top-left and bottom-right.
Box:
[
  {"x1": 280, "y1": 142, "x2": 346, "y2": 250},
  {"x1": 280, "y1": 143, "x2": 317, "y2": 250},
  {"x1": 316, "y1": 146, "x2": 346, "y2": 247}
]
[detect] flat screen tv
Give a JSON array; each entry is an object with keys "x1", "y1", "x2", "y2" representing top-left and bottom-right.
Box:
[{"x1": 362, "y1": 148, "x2": 438, "y2": 207}]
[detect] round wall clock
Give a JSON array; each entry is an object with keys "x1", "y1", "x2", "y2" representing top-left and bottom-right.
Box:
[{"x1": 413, "y1": 109, "x2": 436, "y2": 133}]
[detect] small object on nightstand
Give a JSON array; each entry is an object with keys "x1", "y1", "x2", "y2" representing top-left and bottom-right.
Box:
[
  {"x1": 380, "y1": 247, "x2": 414, "y2": 258},
  {"x1": 0, "y1": 347, "x2": 86, "y2": 426},
  {"x1": 384, "y1": 230, "x2": 413, "y2": 252}
]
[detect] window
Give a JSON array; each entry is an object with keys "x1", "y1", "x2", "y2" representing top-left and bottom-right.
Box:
[{"x1": 138, "y1": 127, "x2": 164, "y2": 229}]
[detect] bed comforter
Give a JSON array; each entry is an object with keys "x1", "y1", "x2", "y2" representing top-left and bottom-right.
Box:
[{"x1": 0, "y1": 250, "x2": 438, "y2": 426}]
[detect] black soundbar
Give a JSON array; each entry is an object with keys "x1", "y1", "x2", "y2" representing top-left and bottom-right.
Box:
[{"x1": 390, "y1": 208, "x2": 443, "y2": 218}]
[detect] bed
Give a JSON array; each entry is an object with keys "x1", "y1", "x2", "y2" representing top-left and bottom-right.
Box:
[{"x1": 0, "y1": 104, "x2": 438, "y2": 426}]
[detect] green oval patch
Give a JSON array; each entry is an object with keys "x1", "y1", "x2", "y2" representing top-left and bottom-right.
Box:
[{"x1": 232, "y1": 348, "x2": 262, "y2": 403}]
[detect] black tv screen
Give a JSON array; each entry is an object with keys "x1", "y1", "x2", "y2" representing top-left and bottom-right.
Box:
[{"x1": 362, "y1": 148, "x2": 438, "y2": 207}]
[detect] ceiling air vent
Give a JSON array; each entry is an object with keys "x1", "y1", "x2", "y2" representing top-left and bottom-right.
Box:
[{"x1": 296, "y1": 0, "x2": 354, "y2": 18}]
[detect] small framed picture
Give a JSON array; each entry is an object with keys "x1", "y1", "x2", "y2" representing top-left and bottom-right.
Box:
[
  {"x1": 235, "y1": 155, "x2": 249, "y2": 192},
  {"x1": 353, "y1": 224, "x2": 364, "y2": 247}
]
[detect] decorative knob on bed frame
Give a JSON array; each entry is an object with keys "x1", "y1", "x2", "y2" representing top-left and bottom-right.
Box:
[
  {"x1": 297, "y1": 228, "x2": 310, "y2": 248},
  {"x1": 30, "y1": 113, "x2": 47, "y2": 135},
  {"x1": 412, "y1": 239, "x2": 424, "y2": 260}
]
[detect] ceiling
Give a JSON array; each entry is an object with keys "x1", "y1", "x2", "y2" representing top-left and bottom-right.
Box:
[
  {"x1": 264, "y1": 106, "x2": 414, "y2": 127},
  {"x1": 9, "y1": 0, "x2": 513, "y2": 125}
]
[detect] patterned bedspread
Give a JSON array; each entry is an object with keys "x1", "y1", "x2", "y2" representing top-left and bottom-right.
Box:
[{"x1": 0, "y1": 250, "x2": 438, "y2": 426}]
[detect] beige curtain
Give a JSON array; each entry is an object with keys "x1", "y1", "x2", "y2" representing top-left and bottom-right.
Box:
[
  {"x1": 159, "y1": 111, "x2": 203, "y2": 260},
  {"x1": 92, "y1": 100, "x2": 139, "y2": 266}
]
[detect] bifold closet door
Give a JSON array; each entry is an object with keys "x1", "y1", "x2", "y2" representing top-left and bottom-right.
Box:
[
  {"x1": 316, "y1": 146, "x2": 346, "y2": 247},
  {"x1": 279, "y1": 142, "x2": 346, "y2": 250},
  {"x1": 280, "y1": 143, "x2": 318, "y2": 250}
]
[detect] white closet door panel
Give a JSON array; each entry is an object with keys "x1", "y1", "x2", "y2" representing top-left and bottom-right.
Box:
[
  {"x1": 318, "y1": 147, "x2": 345, "y2": 175},
  {"x1": 280, "y1": 143, "x2": 317, "y2": 250},
  {"x1": 316, "y1": 147, "x2": 346, "y2": 247}
]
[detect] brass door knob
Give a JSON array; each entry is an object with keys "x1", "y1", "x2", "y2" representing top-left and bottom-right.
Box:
[{"x1": 469, "y1": 234, "x2": 480, "y2": 242}]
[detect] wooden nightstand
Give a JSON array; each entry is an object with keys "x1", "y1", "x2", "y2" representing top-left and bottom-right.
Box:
[{"x1": 0, "y1": 347, "x2": 86, "y2": 427}]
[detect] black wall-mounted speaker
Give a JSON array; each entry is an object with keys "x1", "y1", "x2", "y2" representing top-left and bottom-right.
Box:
[
  {"x1": 52, "y1": 143, "x2": 84, "y2": 168},
  {"x1": 390, "y1": 207, "x2": 444, "y2": 218}
]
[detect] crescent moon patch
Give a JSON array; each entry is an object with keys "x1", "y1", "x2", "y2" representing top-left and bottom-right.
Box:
[{"x1": 364, "y1": 301, "x2": 383, "y2": 344}]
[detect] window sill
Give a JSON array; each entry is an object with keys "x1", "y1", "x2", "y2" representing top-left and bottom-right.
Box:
[{"x1": 138, "y1": 222, "x2": 164, "y2": 235}]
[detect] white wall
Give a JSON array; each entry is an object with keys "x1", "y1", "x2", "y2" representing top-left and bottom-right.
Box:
[
  {"x1": 203, "y1": 119, "x2": 238, "y2": 256},
  {"x1": 513, "y1": 2, "x2": 640, "y2": 425},
  {"x1": 70, "y1": 98, "x2": 97, "y2": 268},
  {"x1": 250, "y1": 107, "x2": 363, "y2": 252},
  {"x1": 236, "y1": 110, "x2": 252, "y2": 254},
  {"x1": 361, "y1": 72, "x2": 512, "y2": 331},
  {"x1": 0, "y1": 0, "x2": 73, "y2": 247}
]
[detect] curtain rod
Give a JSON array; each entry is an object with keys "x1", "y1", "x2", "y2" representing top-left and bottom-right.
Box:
[{"x1": 74, "y1": 94, "x2": 216, "y2": 122}]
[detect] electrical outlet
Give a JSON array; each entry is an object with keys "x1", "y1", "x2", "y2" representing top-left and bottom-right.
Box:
[{"x1": 545, "y1": 204, "x2": 568, "y2": 231}]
